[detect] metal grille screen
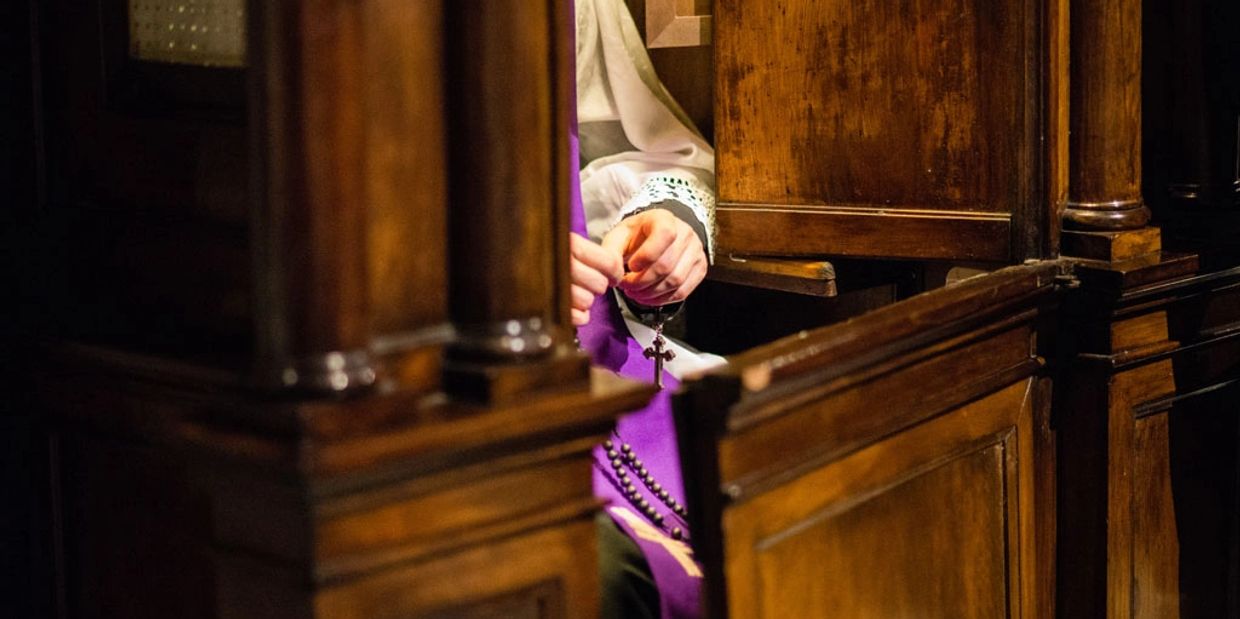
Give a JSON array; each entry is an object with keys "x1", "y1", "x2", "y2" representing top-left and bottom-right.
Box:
[{"x1": 129, "y1": 0, "x2": 246, "y2": 67}]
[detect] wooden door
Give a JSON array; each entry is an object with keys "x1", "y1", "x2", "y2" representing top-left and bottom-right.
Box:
[
  {"x1": 678, "y1": 263, "x2": 1060, "y2": 618},
  {"x1": 713, "y1": 0, "x2": 1058, "y2": 262}
]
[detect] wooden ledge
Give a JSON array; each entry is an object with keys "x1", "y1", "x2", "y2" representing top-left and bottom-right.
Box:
[
  {"x1": 709, "y1": 254, "x2": 837, "y2": 297},
  {"x1": 1069, "y1": 251, "x2": 1200, "y2": 296},
  {"x1": 176, "y1": 367, "x2": 655, "y2": 482}
]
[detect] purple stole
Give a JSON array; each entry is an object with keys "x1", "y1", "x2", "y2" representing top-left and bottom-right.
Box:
[{"x1": 569, "y1": 109, "x2": 704, "y2": 619}]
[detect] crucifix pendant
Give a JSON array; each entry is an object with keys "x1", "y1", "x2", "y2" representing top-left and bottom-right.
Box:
[{"x1": 643, "y1": 318, "x2": 676, "y2": 389}]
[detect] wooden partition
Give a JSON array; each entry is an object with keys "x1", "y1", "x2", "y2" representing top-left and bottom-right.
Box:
[
  {"x1": 1056, "y1": 255, "x2": 1240, "y2": 618},
  {"x1": 18, "y1": 0, "x2": 651, "y2": 617},
  {"x1": 11, "y1": 0, "x2": 1240, "y2": 616},
  {"x1": 678, "y1": 263, "x2": 1062, "y2": 618},
  {"x1": 712, "y1": 0, "x2": 1059, "y2": 263}
]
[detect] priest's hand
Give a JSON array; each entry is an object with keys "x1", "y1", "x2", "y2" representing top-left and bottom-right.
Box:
[
  {"x1": 603, "y1": 209, "x2": 708, "y2": 307},
  {"x1": 570, "y1": 232, "x2": 625, "y2": 326}
]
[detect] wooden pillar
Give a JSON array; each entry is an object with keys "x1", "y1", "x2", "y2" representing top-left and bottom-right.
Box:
[
  {"x1": 1146, "y1": 0, "x2": 1240, "y2": 212},
  {"x1": 442, "y1": 0, "x2": 586, "y2": 402},
  {"x1": 360, "y1": 0, "x2": 453, "y2": 395},
  {"x1": 1062, "y1": 0, "x2": 1160, "y2": 260},
  {"x1": 249, "y1": 0, "x2": 376, "y2": 394}
]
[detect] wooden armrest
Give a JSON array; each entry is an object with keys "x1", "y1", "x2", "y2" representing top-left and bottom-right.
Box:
[{"x1": 708, "y1": 254, "x2": 838, "y2": 297}]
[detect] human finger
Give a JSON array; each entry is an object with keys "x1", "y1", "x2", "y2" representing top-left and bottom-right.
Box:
[
  {"x1": 627, "y1": 240, "x2": 697, "y2": 300},
  {"x1": 622, "y1": 230, "x2": 695, "y2": 294},
  {"x1": 572, "y1": 233, "x2": 624, "y2": 285},
  {"x1": 571, "y1": 308, "x2": 590, "y2": 326},
  {"x1": 571, "y1": 256, "x2": 611, "y2": 296},
  {"x1": 600, "y1": 221, "x2": 637, "y2": 268},
  {"x1": 643, "y1": 258, "x2": 708, "y2": 306},
  {"x1": 622, "y1": 214, "x2": 678, "y2": 274},
  {"x1": 571, "y1": 284, "x2": 596, "y2": 312}
]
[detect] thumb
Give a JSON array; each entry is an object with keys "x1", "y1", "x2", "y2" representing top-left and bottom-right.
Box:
[{"x1": 601, "y1": 219, "x2": 638, "y2": 269}]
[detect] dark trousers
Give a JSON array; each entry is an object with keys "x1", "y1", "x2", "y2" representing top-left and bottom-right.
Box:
[{"x1": 596, "y1": 511, "x2": 660, "y2": 618}]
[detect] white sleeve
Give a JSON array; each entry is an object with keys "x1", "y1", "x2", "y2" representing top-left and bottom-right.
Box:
[{"x1": 575, "y1": 0, "x2": 716, "y2": 259}]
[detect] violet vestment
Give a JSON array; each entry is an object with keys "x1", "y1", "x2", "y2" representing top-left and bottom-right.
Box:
[{"x1": 570, "y1": 0, "x2": 722, "y2": 617}]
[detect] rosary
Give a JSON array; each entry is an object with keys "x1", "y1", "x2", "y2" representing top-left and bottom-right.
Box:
[
  {"x1": 639, "y1": 305, "x2": 676, "y2": 389},
  {"x1": 591, "y1": 298, "x2": 690, "y2": 539}
]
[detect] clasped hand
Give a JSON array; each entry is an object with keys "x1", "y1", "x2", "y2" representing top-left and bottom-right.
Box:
[{"x1": 570, "y1": 209, "x2": 708, "y2": 326}]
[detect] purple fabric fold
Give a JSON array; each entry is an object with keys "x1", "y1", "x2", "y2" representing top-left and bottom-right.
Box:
[{"x1": 570, "y1": 52, "x2": 702, "y2": 619}]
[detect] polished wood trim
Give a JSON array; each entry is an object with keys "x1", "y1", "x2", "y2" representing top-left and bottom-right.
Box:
[
  {"x1": 719, "y1": 331, "x2": 1040, "y2": 496},
  {"x1": 721, "y1": 262, "x2": 1059, "y2": 384},
  {"x1": 717, "y1": 204, "x2": 1012, "y2": 261}
]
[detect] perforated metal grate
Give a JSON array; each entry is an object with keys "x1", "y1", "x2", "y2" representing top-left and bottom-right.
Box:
[{"x1": 129, "y1": 0, "x2": 245, "y2": 67}]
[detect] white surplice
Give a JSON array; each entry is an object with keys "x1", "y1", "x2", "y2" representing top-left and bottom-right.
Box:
[{"x1": 576, "y1": 0, "x2": 725, "y2": 377}]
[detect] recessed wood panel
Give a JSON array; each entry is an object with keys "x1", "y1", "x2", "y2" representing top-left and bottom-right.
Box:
[
  {"x1": 755, "y1": 445, "x2": 1006, "y2": 618},
  {"x1": 721, "y1": 380, "x2": 1032, "y2": 619},
  {"x1": 1132, "y1": 386, "x2": 1240, "y2": 619},
  {"x1": 312, "y1": 521, "x2": 592, "y2": 619},
  {"x1": 714, "y1": 0, "x2": 1042, "y2": 261}
]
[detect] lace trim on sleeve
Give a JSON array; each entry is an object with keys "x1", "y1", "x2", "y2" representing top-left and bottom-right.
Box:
[{"x1": 617, "y1": 174, "x2": 717, "y2": 263}]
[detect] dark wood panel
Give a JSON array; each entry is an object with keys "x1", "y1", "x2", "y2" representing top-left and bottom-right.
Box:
[
  {"x1": 426, "y1": 581, "x2": 565, "y2": 619},
  {"x1": 309, "y1": 522, "x2": 592, "y2": 619},
  {"x1": 1057, "y1": 253, "x2": 1240, "y2": 618},
  {"x1": 59, "y1": 434, "x2": 215, "y2": 619},
  {"x1": 1132, "y1": 384, "x2": 1240, "y2": 619},
  {"x1": 35, "y1": 0, "x2": 252, "y2": 360},
  {"x1": 714, "y1": 0, "x2": 1043, "y2": 261},
  {"x1": 722, "y1": 381, "x2": 1030, "y2": 619},
  {"x1": 1143, "y1": 0, "x2": 1240, "y2": 214}
]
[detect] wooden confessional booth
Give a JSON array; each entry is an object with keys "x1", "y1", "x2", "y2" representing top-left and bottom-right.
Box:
[{"x1": 5, "y1": 0, "x2": 1238, "y2": 617}]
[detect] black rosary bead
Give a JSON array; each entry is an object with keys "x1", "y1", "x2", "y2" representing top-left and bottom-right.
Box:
[{"x1": 603, "y1": 433, "x2": 689, "y2": 542}]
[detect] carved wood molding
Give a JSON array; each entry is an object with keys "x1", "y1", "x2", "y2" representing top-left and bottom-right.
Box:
[{"x1": 646, "y1": 0, "x2": 711, "y2": 48}]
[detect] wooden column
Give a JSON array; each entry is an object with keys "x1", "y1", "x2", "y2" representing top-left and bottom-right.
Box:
[
  {"x1": 360, "y1": 0, "x2": 453, "y2": 395},
  {"x1": 1144, "y1": 0, "x2": 1240, "y2": 214},
  {"x1": 442, "y1": 0, "x2": 585, "y2": 401},
  {"x1": 249, "y1": 0, "x2": 376, "y2": 394},
  {"x1": 1062, "y1": 0, "x2": 1160, "y2": 261}
]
